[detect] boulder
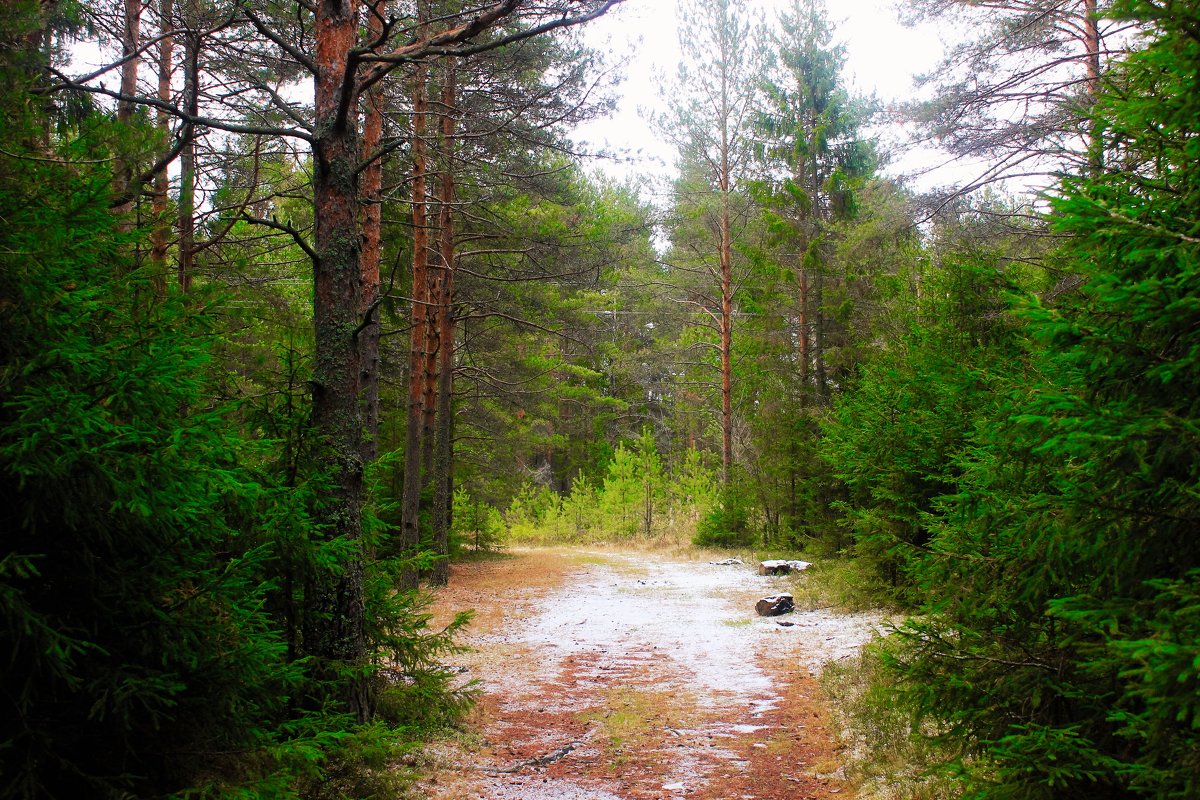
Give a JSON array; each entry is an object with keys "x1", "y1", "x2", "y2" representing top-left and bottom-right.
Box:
[
  {"x1": 758, "y1": 559, "x2": 812, "y2": 576},
  {"x1": 711, "y1": 557, "x2": 744, "y2": 566},
  {"x1": 755, "y1": 593, "x2": 795, "y2": 616}
]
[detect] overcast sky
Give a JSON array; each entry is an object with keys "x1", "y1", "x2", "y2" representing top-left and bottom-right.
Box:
[{"x1": 573, "y1": 0, "x2": 950, "y2": 191}]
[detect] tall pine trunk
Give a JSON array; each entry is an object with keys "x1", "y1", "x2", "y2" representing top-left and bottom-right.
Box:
[
  {"x1": 112, "y1": 0, "x2": 141, "y2": 224},
  {"x1": 306, "y1": 0, "x2": 368, "y2": 721},
  {"x1": 149, "y1": 0, "x2": 173, "y2": 292},
  {"x1": 399, "y1": 48, "x2": 430, "y2": 589},
  {"x1": 430, "y1": 61, "x2": 457, "y2": 587},
  {"x1": 359, "y1": 1, "x2": 385, "y2": 464},
  {"x1": 177, "y1": 0, "x2": 198, "y2": 292},
  {"x1": 421, "y1": 265, "x2": 440, "y2": 476},
  {"x1": 718, "y1": 137, "x2": 734, "y2": 486},
  {"x1": 1083, "y1": 0, "x2": 1103, "y2": 173}
]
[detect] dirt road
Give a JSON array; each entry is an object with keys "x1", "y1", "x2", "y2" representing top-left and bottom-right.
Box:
[{"x1": 421, "y1": 549, "x2": 883, "y2": 800}]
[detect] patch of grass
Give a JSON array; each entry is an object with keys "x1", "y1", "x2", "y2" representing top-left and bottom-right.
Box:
[
  {"x1": 580, "y1": 687, "x2": 690, "y2": 767},
  {"x1": 780, "y1": 557, "x2": 895, "y2": 614},
  {"x1": 821, "y1": 641, "x2": 959, "y2": 800}
]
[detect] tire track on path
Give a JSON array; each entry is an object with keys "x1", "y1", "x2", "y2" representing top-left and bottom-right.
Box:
[{"x1": 421, "y1": 549, "x2": 883, "y2": 800}]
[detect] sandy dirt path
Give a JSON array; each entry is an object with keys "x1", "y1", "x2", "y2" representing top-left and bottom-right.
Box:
[{"x1": 421, "y1": 549, "x2": 883, "y2": 800}]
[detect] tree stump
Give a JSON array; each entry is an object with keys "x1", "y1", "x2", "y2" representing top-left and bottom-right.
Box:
[
  {"x1": 759, "y1": 559, "x2": 811, "y2": 576},
  {"x1": 755, "y1": 593, "x2": 795, "y2": 616}
]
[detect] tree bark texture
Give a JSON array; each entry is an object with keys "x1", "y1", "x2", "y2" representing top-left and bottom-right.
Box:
[
  {"x1": 150, "y1": 0, "x2": 173, "y2": 290},
  {"x1": 177, "y1": 0, "x2": 199, "y2": 292},
  {"x1": 359, "y1": 0, "x2": 385, "y2": 464},
  {"x1": 399, "y1": 51, "x2": 431, "y2": 589},
  {"x1": 421, "y1": 265, "x2": 440, "y2": 477},
  {"x1": 1083, "y1": 0, "x2": 1103, "y2": 173},
  {"x1": 305, "y1": 0, "x2": 368, "y2": 721},
  {"x1": 430, "y1": 61, "x2": 457, "y2": 587},
  {"x1": 112, "y1": 0, "x2": 141, "y2": 220}
]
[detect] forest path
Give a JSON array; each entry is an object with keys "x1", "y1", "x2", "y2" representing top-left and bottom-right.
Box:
[{"x1": 420, "y1": 548, "x2": 883, "y2": 800}]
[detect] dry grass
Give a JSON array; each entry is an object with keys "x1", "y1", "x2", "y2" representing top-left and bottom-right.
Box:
[
  {"x1": 820, "y1": 647, "x2": 959, "y2": 800},
  {"x1": 580, "y1": 685, "x2": 696, "y2": 767},
  {"x1": 428, "y1": 548, "x2": 581, "y2": 635}
]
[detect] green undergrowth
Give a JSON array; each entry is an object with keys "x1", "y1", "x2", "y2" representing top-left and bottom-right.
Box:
[{"x1": 821, "y1": 641, "x2": 959, "y2": 800}]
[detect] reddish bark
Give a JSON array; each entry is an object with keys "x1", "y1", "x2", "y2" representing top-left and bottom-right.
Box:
[
  {"x1": 422, "y1": 264, "x2": 440, "y2": 476},
  {"x1": 149, "y1": 0, "x2": 173, "y2": 290},
  {"x1": 359, "y1": 1, "x2": 385, "y2": 463},
  {"x1": 305, "y1": 0, "x2": 368, "y2": 720},
  {"x1": 430, "y1": 61, "x2": 457, "y2": 587}
]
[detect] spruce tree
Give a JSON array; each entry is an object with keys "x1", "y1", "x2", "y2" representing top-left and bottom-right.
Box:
[{"x1": 882, "y1": 2, "x2": 1200, "y2": 795}]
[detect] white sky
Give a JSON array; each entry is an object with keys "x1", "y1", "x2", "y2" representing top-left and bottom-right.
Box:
[{"x1": 574, "y1": 0, "x2": 951, "y2": 191}]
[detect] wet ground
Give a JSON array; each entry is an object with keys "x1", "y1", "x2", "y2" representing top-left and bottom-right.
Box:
[{"x1": 421, "y1": 549, "x2": 884, "y2": 800}]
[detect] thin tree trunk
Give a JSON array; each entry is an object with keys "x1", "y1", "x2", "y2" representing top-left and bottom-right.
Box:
[
  {"x1": 1083, "y1": 0, "x2": 1103, "y2": 173},
  {"x1": 306, "y1": 0, "x2": 368, "y2": 722},
  {"x1": 813, "y1": 270, "x2": 828, "y2": 403},
  {"x1": 797, "y1": 269, "x2": 809, "y2": 404},
  {"x1": 149, "y1": 0, "x2": 173, "y2": 293},
  {"x1": 716, "y1": 27, "x2": 735, "y2": 487},
  {"x1": 112, "y1": 0, "x2": 141, "y2": 222},
  {"x1": 23, "y1": 0, "x2": 59, "y2": 145},
  {"x1": 177, "y1": 0, "x2": 199, "y2": 292},
  {"x1": 430, "y1": 60, "x2": 457, "y2": 587},
  {"x1": 719, "y1": 163, "x2": 734, "y2": 486},
  {"x1": 399, "y1": 45, "x2": 430, "y2": 588},
  {"x1": 421, "y1": 265, "x2": 440, "y2": 476},
  {"x1": 359, "y1": 0, "x2": 385, "y2": 464}
]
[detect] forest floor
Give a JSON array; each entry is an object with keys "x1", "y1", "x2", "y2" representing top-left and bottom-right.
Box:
[{"x1": 416, "y1": 548, "x2": 886, "y2": 800}]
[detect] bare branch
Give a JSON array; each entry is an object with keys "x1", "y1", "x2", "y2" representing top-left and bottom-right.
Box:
[{"x1": 240, "y1": 214, "x2": 320, "y2": 266}]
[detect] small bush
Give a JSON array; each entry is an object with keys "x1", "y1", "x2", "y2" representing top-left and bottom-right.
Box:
[{"x1": 692, "y1": 488, "x2": 754, "y2": 548}]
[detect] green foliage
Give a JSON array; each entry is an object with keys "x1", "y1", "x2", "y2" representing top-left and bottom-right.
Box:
[
  {"x1": 0, "y1": 136, "x2": 317, "y2": 796},
  {"x1": 836, "y1": 4, "x2": 1200, "y2": 797},
  {"x1": 693, "y1": 485, "x2": 755, "y2": 548},
  {"x1": 821, "y1": 233, "x2": 1040, "y2": 598},
  {"x1": 0, "y1": 43, "x2": 473, "y2": 796},
  {"x1": 450, "y1": 489, "x2": 504, "y2": 555},
  {"x1": 668, "y1": 447, "x2": 721, "y2": 522},
  {"x1": 821, "y1": 642, "x2": 960, "y2": 800},
  {"x1": 502, "y1": 435, "x2": 717, "y2": 544}
]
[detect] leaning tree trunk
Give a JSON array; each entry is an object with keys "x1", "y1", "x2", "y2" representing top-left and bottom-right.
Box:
[{"x1": 305, "y1": 0, "x2": 368, "y2": 722}]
